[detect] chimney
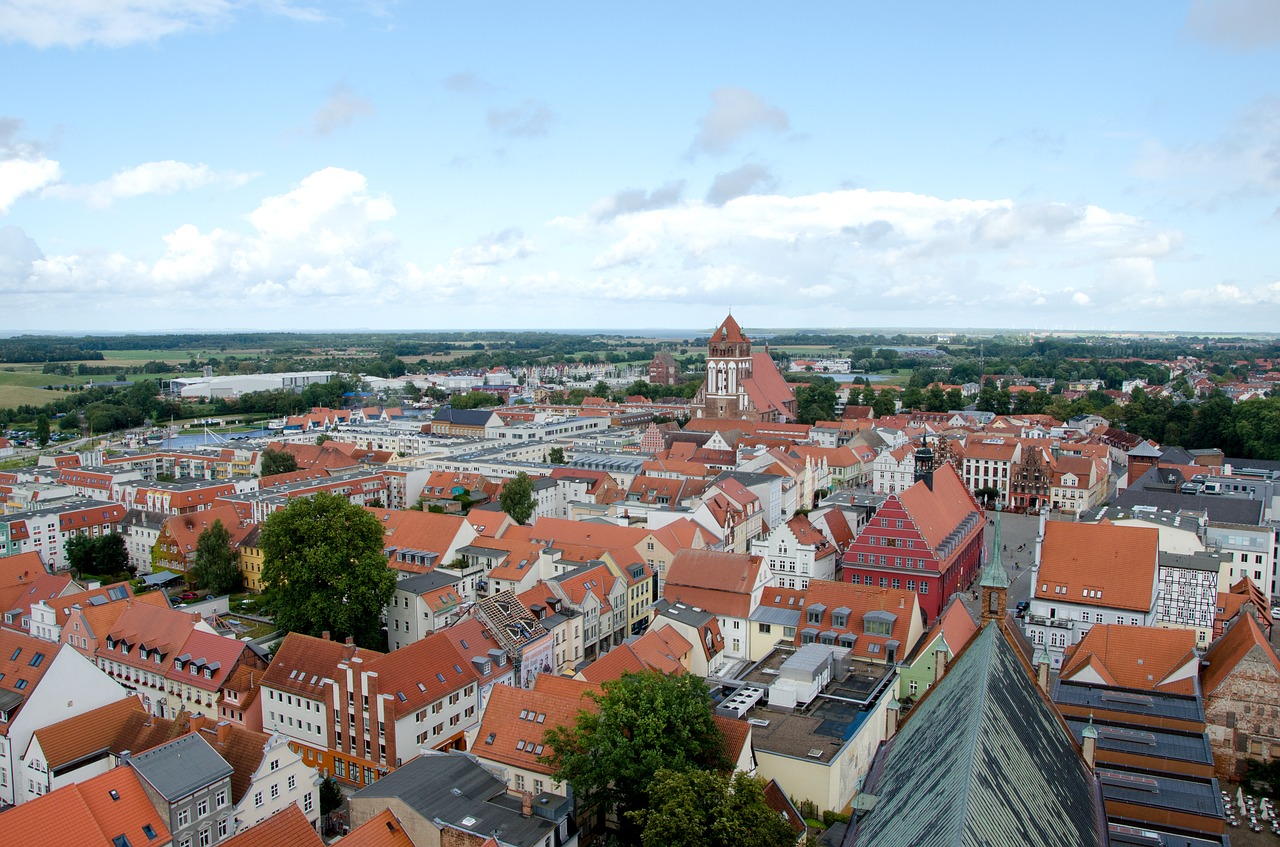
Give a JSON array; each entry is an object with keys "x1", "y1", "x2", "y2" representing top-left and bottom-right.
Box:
[
  {"x1": 1034, "y1": 647, "x2": 1051, "y2": 694},
  {"x1": 885, "y1": 696, "x2": 900, "y2": 738},
  {"x1": 321, "y1": 631, "x2": 331, "y2": 641},
  {"x1": 521, "y1": 790, "x2": 534, "y2": 818},
  {"x1": 345, "y1": 635, "x2": 354, "y2": 646},
  {"x1": 1081, "y1": 717, "x2": 1098, "y2": 770},
  {"x1": 216, "y1": 720, "x2": 232, "y2": 743},
  {"x1": 934, "y1": 646, "x2": 948, "y2": 684}
]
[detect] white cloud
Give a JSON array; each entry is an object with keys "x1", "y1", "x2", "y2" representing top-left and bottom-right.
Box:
[
  {"x1": 0, "y1": 0, "x2": 333, "y2": 48},
  {"x1": 311, "y1": 84, "x2": 374, "y2": 137},
  {"x1": 42, "y1": 160, "x2": 255, "y2": 208},
  {"x1": 450, "y1": 227, "x2": 535, "y2": 266},
  {"x1": 0, "y1": 118, "x2": 60, "y2": 213},
  {"x1": 689, "y1": 87, "x2": 789, "y2": 156}
]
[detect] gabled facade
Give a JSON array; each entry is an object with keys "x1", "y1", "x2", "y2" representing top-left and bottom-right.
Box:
[{"x1": 750, "y1": 513, "x2": 840, "y2": 590}]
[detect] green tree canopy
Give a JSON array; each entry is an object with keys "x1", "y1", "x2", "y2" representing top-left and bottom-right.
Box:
[
  {"x1": 35, "y1": 414, "x2": 50, "y2": 447},
  {"x1": 630, "y1": 769, "x2": 799, "y2": 847},
  {"x1": 547, "y1": 446, "x2": 566, "y2": 464},
  {"x1": 541, "y1": 670, "x2": 727, "y2": 844},
  {"x1": 260, "y1": 447, "x2": 298, "y2": 477},
  {"x1": 451, "y1": 391, "x2": 502, "y2": 409},
  {"x1": 499, "y1": 471, "x2": 535, "y2": 525},
  {"x1": 259, "y1": 491, "x2": 396, "y2": 648},
  {"x1": 190, "y1": 519, "x2": 242, "y2": 595},
  {"x1": 66, "y1": 532, "x2": 131, "y2": 579}
]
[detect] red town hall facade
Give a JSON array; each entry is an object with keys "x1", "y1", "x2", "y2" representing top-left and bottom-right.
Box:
[{"x1": 841, "y1": 447, "x2": 985, "y2": 622}]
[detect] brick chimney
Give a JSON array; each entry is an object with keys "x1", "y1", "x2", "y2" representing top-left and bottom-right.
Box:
[
  {"x1": 216, "y1": 720, "x2": 232, "y2": 743},
  {"x1": 885, "y1": 696, "x2": 901, "y2": 738},
  {"x1": 934, "y1": 646, "x2": 948, "y2": 684},
  {"x1": 1034, "y1": 647, "x2": 1051, "y2": 694},
  {"x1": 321, "y1": 631, "x2": 331, "y2": 641},
  {"x1": 345, "y1": 635, "x2": 354, "y2": 646},
  {"x1": 521, "y1": 790, "x2": 534, "y2": 818},
  {"x1": 1081, "y1": 717, "x2": 1098, "y2": 770}
]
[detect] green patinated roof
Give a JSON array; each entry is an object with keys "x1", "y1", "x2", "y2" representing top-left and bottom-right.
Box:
[
  {"x1": 979, "y1": 512, "x2": 1010, "y2": 591},
  {"x1": 848, "y1": 625, "x2": 1102, "y2": 847}
]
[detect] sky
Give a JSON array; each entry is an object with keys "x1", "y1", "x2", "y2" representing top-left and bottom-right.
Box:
[{"x1": 2, "y1": 1, "x2": 1280, "y2": 336}]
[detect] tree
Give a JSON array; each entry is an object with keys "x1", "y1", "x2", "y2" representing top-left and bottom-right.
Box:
[
  {"x1": 260, "y1": 448, "x2": 298, "y2": 477},
  {"x1": 541, "y1": 670, "x2": 727, "y2": 844},
  {"x1": 315, "y1": 433, "x2": 333, "y2": 445},
  {"x1": 547, "y1": 446, "x2": 566, "y2": 464},
  {"x1": 591, "y1": 380, "x2": 611, "y2": 398},
  {"x1": 451, "y1": 391, "x2": 502, "y2": 409},
  {"x1": 872, "y1": 387, "x2": 898, "y2": 418},
  {"x1": 35, "y1": 414, "x2": 50, "y2": 447},
  {"x1": 630, "y1": 769, "x2": 798, "y2": 847},
  {"x1": 190, "y1": 520, "x2": 242, "y2": 595},
  {"x1": 260, "y1": 491, "x2": 396, "y2": 648},
  {"x1": 65, "y1": 533, "x2": 96, "y2": 579},
  {"x1": 499, "y1": 471, "x2": 535, "y2": 525},
  {"x1": 318, "y1": 776, "x2": 344, "y2": 816}
]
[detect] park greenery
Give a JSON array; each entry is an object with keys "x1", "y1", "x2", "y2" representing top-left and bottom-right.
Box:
[
  {"x1": 259, "y1": 491, "x2": 396, "y2": 648},
  {"x1": 65, "y1": 533, "x2": 131, "y2": 581},
  {"x1": 631, "y1": 769, "x2": 800, "y2": 847},
  {"x1": 541, "y1": 670, "x2": 729, "y2": 845}
]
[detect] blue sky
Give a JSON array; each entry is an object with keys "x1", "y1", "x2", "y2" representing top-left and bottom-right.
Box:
[{"x1": 2, "y1": 1, "x2": 1279, "y2": 334}]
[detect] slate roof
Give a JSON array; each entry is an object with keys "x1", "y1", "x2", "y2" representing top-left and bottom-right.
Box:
[
  {"x1": 128, "y1": 731, "x2": 233, "y2": 802},
  {"x1": 846, "y1": 624, "x2": 1103, "y2": 847},
  {"x1": 351, "y1": 751, "x2": 557, "y2": 846}
]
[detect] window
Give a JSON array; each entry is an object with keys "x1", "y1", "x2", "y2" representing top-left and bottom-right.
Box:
[
  {"x1": 304, "y1": 792, "x2": 314, "y2": 813},
  {"x1": 217, "y1": 819, "x2": 227, "y2": 838},
  {"x1": 909, "y1": 679, "x2": 918, "y2": 695},
  {"x1": 270, "y1": 784, "x2": 279, "y2": 799},
  {"x1": 198, "y1": 829, "x2": 210, "y2": 847},
  {"x1": 758, "y1": 623, "x2": 771, "y2": 634},
  {"x1": 288, "y1": 774, "x2": 296, "y2": 790},
  {"x1": 178, "y1": 809, "x2": 190, "y2": 827},
  {"x1": 197, "y1": 799, "x2": 208, "y2": 817},
  {"x1": 254, "y1": 791, "x2": 263, "y2": 807},
  {"x1": 215, "y1": 790, "x2": 226, "y2": 808},
  {"x1": 269, "y1": 759, "x2": 279, "y2": 771}
]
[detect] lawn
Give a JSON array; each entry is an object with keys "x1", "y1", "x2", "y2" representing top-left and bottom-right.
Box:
[
  {"x1": 0, "y1": 384, "x2": 65, "y2": 409},
  {"x1": 0, "y1": 370, "x2": 89, "y2": 388}
]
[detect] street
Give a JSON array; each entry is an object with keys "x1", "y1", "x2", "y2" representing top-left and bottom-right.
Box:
[{"x1": 958, "y1": 509, "x2": 1046, "y2": 624}]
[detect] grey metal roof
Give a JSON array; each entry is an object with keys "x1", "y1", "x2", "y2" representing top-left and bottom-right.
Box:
[
  {"x1": 1053, "y1": 680, "x2": 1205, "y2": 723},
  {"x1": 653, "y1": 599, "x2": 715, "y2": 627},
  {"x1": 396, "y1": 570, "x2": 462, "y2": 594},
  {"x1": 1158, "y1": 550, "x2": 1232, "y2": 573},
  {"x1": 1064, "y1": 717, "x2": 1212, "y2": 766},
  {"x1": 128, "y1": 733, "x2": 233, "y2": 802},
  {"x1": 1096, "y1": 767, "x2": 1223, "y2": 818},
  {"x1": 751, "y1": 606, "x2": 801, "y2": 626},
  {"x1": 351, "y1": 752, "x2": 558, "y2": 846},
  {"x1": 1114, "y1": 485, "x2": 1264, "y2": 527},
  {"x1": 847, "y1": 625, "x2": 1103, "y2": 847}
]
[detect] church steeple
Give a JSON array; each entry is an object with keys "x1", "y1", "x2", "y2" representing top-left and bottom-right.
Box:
[{"x1": 980, "y1": 507, "x2": 1010, "y2": 624}]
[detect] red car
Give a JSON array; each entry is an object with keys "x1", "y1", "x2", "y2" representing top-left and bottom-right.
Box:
[{"x1": 179, "y1": 591, "x2": 199, "y2": 601}]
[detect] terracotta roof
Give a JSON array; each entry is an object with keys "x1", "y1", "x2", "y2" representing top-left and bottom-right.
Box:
[
  {"x1": 220, "y1": 803, "x2": 324, "y2": 847},
  {"x1": 763, "y1": 778, "x2": 806, "y2": 837},
  {"x1": 164, "y1": 629, "x2": 252, "y2": 693},
  {"x1": 160, "y1": 505, "x2": 252, "y2": 557},
  {"x1": 367, "y1": 631, "x2": 480, "y2": 720},
  {"x1": 1201, "y1": 613, "x2": 1280, "y2": 695},
  {"x1": 936, "y1": 595, "x2": 978, "y2": 654},
  {"x1": 1059, "y1": 624, "x2": 1199, "y2": 694},
  {"x1": 963, "y1": 438, "x2": 1020, "y2": 461},
  {"x1": 794, "y1": 580, "x2": 922, "y2": 661},
  {"x1": 664, "y1": 550, "x2": 764, "y2": 619},
  {"x1": 0, "y1": 551, "x2": 47, "y2": 588},
  {"x1": 0, "y1": 629, "x2": 58, "y2": 732},
  {"x1": 368, "y1": 508, "x2": 468, "y2": 565},
  {"x1": 713, "y1": 713, "x2": 750, "y2": 768},
  {"x1": 341, "y1": 809, "x2": 415, "y2": 847},
  {"x1": 648, "y1": 518, "x2": 715, "y2": 552},
  {"x1": 896, "y1": 464, "x2": 982, "y2": 555},
  {"x1": 0, "y1": 765, "x2": 170, "y2": 847},
  {"x1": 813, "y1": 508, "x2": 855, "y2": 550},
  {"x1": 260, "y1": 632, "x2": 380, "y2": 699},
  {"x1": 1035, "y1": 521, "x2": 1158, "y2": 613},
  {"x1": 0, "y1": 572, "x2": 73, "y2": 628},
  {"x1": 579, "y1": 627, "x2": 690, "y2": 683},
  {"x1": 528, "y1": 517, "x2": 649, "y2": 551},
  {"x1": 26, "y1": 694, "x2": 147, "y2": 771},
  {"x1": 471, "y1": 676, "x2": 601, "y2": 774}
]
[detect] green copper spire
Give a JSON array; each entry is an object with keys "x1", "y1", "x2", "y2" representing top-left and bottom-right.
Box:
[{"x1": 980, "y1": 508, "x2": 1011, "y2": 590}]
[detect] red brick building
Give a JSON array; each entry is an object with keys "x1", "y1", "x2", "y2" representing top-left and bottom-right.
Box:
[{"x1": 841, "y1": 459, "x2": 984, "y2": 623}]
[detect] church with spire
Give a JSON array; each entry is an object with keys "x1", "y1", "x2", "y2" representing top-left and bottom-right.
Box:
[{"x1": 691, "y1": 313, "x2": 798, "y2": 423}]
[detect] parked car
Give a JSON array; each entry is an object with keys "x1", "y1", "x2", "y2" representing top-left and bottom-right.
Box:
[
  {"x1": 1015, "y1": 600, "x2": 1030, "y2": 617},
  {"x1": 179, "y1": 591, "x2": 199, "y2": 601}
]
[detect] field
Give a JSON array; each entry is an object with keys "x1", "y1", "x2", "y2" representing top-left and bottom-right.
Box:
[
  {"x1": 0, "y1": 370, "x2": 89, "y2": 388},
  {"x1": 0, "y1": 384, "x2": 67, "y2": 409}
]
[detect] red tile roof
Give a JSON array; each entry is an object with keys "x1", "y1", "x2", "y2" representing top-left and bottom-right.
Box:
[
  {"x1": 341, "y1": 808, "x2": 415, "y2": 847},
  {"x1": 366, "y1": 631, "x2": 479, "y2": 720},
  {"x1": 897, "y1": 464, "x2": 982, "y2": 555},
  {"x1": 220, "y1": 803, "x2": 324, "y2": 847},
  {"x1": 1035, "y1": 521, "x2": 1158, "y2": 613},
  {"x1": 663, "y1": 550, "x2": 764, "y2": 619},
  {"x1": 1059, "y1": 624, "x2": 1198, "y2": 694},
  {"x1": 0, "y1": 763, "x2": 170, "y2": 847},
  {"x1": 260, "y1": 632, "x2": 380, "y2": 700},
  {"x1": 471, "y1": 676, "x2": 601, "y2": 775},
  {"x1": 1201, "y1": 613, "x2": 1280, "y2": 695}
]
